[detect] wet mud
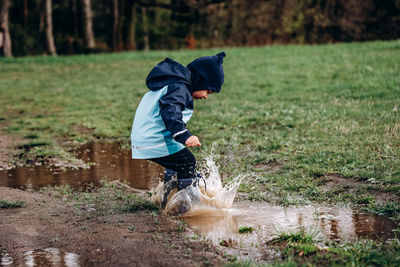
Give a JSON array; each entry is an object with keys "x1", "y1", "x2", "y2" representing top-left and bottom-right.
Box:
[
  {"x1": 0, "y1": 142, "x2": 163, "y2": 190},
  {"x1": 0, "y1": 187, "x2": 224, "y2": 267}
]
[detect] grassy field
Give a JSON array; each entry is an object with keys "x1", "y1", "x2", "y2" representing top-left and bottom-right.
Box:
[
  {"x1": 1, "y1": 40, "x2": 400, "y2": 265},
  {"x1": 1, "y1": 41, "x2": 399, "y2": 203}
]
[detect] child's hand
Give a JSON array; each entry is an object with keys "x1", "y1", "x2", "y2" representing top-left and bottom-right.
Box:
[{"x1": 185, "y1": 136, "x2": 202, "y2": 147}]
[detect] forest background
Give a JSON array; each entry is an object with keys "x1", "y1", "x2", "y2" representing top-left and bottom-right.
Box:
[{"x1": 1, "y1": 0, "x2": 400, "y2": 57}]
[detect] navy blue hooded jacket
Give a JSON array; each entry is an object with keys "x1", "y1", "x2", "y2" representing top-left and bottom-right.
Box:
[{"x1": 131, "y1": 52, "x2": 225, "y2": 159}]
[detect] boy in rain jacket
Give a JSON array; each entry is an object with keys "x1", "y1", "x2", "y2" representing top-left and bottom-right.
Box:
[{"x1": 131, "y1": 52, "x2": 225, "y2": 214}]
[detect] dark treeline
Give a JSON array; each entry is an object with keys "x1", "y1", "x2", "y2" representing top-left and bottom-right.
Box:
[{"x1": 0, "y1": 0, "x2": 399, "y2": 57}]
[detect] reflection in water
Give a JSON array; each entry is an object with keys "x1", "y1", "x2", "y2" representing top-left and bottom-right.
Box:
[
  {"x1": 184, "y1": 202, "x2": 398, "y2": 248},
  {"x1": 0, "y1": 252, "x2": 13, "y2": 266},
  {"x1": 0, "y1": 142, "x2": 163, "y2": 190},
  {"x1": 14, "y1": 248, "x2": 81, "y2": 267},
  {"x1": 179, "y1": 160, "x2": 399, "y2": 262}
]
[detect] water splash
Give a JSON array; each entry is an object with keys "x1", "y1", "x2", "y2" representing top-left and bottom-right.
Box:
[
  {"x1": 194, "y1": 155, "x2": 244, "y2": 210},
  {"x1": 153, "y1": 155, "x2": 244, "y2": 216}
]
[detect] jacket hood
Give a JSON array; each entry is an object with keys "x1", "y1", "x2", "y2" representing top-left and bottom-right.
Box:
[
  {"x1": 187, "y1": 52, "x2": 225, "y2": 93},
  {"x1": 146, "y1": 58, "x2": 192, "y2": 91}
]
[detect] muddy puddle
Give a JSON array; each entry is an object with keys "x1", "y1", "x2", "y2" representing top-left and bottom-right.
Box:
[
  {"x1": 156, "y1": 156, "x2": 398, "y2": 259},
  {"x1": 184, "y1": 201, "x2": 397, "y2": 241},
  {"x1": 1, "y1": 142, "x2": 398, "y2": 263},
  {"x1": 182, "y1": 202, "x2": 398, "y2": 261},
  {"x1": 0, "y1": 142, "x2": 163, "y2": 190},
  {"x1": 1, "y1": 248, "x2": 82, "y2": 266}
]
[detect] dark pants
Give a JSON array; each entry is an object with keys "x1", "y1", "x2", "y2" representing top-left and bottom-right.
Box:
[{"x1": 149, "y1": 148, "x2": 197, "y2": 184}]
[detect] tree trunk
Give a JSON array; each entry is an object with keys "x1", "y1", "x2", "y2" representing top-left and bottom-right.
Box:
[
  {"x1": 230, "y1": 0, "x2": 240, "y2": 46},
  {"x1": 142, "y1": 6, "x2": 149, "y2": 51},
  {"x1": 72, "y1": 0, "x2": 78, "y2": 36},
  {"x1": 0, "y1": 0, "x2": 12, "y2": 57},
  {"x1": 39, "y1": 2, "x2": 44, "y2": 34},
  {"x1": 116, "y1": 0, "x2": 123, "y2": 51},
  {"x1": 127, "y1": 1, "x2": 136, "y2": 50},
  {"x1": 112, "y1": 0, "x2": 119, "y2": 51},
  {"x1": 44, "y1": 0, "x2": 57, "y2": 55},
  {"x1": 82, "y1": 0, "x2": 95, "y2": 49},
  {"x1": 23, "y1": 0, "x2": 28, "y2": 26}
]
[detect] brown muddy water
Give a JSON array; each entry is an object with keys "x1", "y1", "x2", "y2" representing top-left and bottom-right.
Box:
[
  {"x1": 183, "y1": 202, "x2": 398, "y2": 256},
  {"x1": 182, "y1": 204, "x2": 399, "y2": 262},
  {"x1": 0, "y1": 142, "x2": 399, "y2": 264},
  {"x1": 0, "y1": 142, "x2": 163, "y2": 190}
]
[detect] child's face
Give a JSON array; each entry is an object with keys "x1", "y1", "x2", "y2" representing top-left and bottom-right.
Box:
[{"x1": 192, "y1": 90, "x2": 213, "y2": 100}]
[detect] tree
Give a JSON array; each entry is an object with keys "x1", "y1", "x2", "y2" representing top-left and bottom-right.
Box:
[
  {"x1": 82, "y1": 0, "x2": 95, "y2": 49},
  {"x1": 3, "y1": 0, "x2": 400, "y2": 56},
  {"x1": 0, "y1": 0, "x2": 12, "y2": 57},
  {"x1": 141, "y1": 6, "x2": 149, "y2": 51},
  {"x1": 127, "y1": 0, "x2": 137, "y2": 50},
  {"x1": 23, "y1": 0, "x2": 28, "y2": 26},
  {"x1": 44, "y1": 0, "x2": 56, "y2": 55},
  {"x1": 111, "y1": 0, "x2": 123, "y2": 51}
]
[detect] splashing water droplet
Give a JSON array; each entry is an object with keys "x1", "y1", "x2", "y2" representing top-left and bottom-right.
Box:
[{"x1": 153, "y1": 155, "x2": 244, "y2": 216}]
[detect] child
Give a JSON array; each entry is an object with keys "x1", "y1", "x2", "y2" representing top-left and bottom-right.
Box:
[{"x1": 131, "y1": 52, "x2": 225, "y2": 214}]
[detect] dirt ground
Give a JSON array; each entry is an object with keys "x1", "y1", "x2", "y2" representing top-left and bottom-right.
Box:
[
  {"x1": 318, "y1": 174, "x2": 400, "y2": 204},
  {"x1": 0, "y1": 127, "x2": 224, "y2": 266},
  {"x1": 0, "y1": 187, "x2": 224, "y2": 266}
]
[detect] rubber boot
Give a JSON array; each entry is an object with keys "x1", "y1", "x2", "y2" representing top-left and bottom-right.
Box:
[
  {"x1": 161, "y1": 169, "x2": 177, "y2": 209},
  {"x1": 164, "y1": 169, "x2": 176, "y2": 184},
  {"x1": 175, "y1": 178, "x2": 200, "y2": 215}
]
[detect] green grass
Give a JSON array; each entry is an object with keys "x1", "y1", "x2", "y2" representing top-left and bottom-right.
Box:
[
  {"x1": 41, "y1": 181, "x2": 158, "y2": 217},
  {"x1": 0, "y1": 200, "x2": 25, "y2": 208},
  {"x1": 262, "y1": 228, "x2": 400, "y2": 266},
  {"x1": 118, "y1": 194, "x2": 159, "y2": 213},
  {"x1": 273, "y1": 228, "x2": 320, "y2": 244},
  {"x1": 366, "y1": 202, "x2": 400, "y2": 220},
  {"x1": 1, "y1": 41, "x2": 399, "y2": 206},
  {"x1": 238, "y1": 226, "x2": 254, "y2": 234},
  {"x1": 271, "y1": 228, "x2": 320, "y2": 258},
  {"x1": 228, "y1": 238, "x2": 400, "y2": 266}
]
